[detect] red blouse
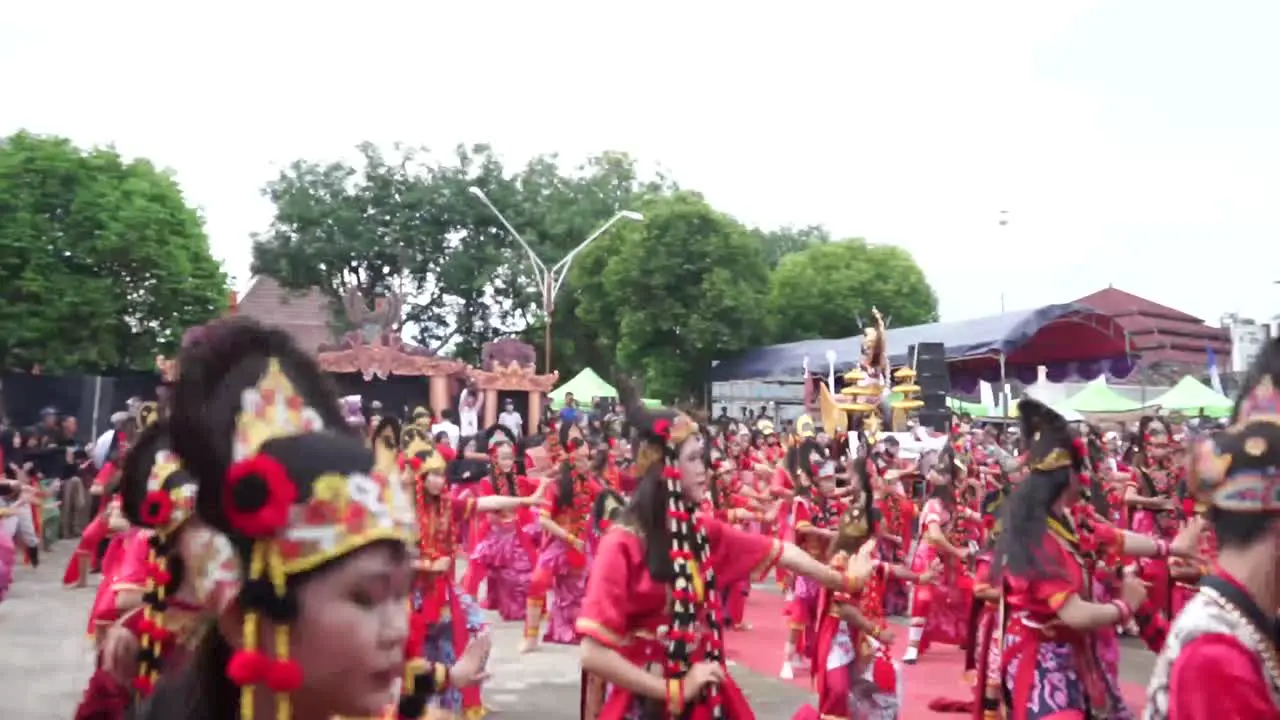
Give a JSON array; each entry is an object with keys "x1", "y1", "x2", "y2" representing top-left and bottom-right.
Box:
[
  {"x1": 1169, "y1": 635, "x2": 1280, "y2": 720},
  {"x1": 577, "y1": 519, "x2": 783, "y2": 652}
]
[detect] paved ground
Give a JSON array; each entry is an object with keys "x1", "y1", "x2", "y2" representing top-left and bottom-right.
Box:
[{"x1": 0, "y1": 543, "x2": 810, "y2": 720}]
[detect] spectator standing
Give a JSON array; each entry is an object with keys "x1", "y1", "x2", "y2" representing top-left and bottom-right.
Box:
[{"x1": 498, "y1": 398, "x2": 524, "y2": 437}]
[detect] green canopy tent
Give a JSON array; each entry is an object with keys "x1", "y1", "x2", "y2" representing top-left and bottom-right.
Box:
[
  {"x1": 549, "y1": 367, "x2": 617, "y2": 407},
  {"x1": 1064, "y1": 382, "x2": 1140, "y2": 413},
  {"x1": 1151, "y1": 376, "x2": 1234, "y2": 418},
  {"x1": 1062, "y1": 382, "x2": 1156, "y2": 419},
  {"x1": 948, "y1": 396, "x2": 992, "y2": 416}
]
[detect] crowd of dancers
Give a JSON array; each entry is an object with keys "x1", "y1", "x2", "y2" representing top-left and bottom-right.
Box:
[{"x1": 18, "y1": 311, "x2": 1280, "y2": 720}]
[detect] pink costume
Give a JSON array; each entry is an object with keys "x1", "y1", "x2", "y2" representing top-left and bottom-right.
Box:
[
  {"x1": 906, "y1": 497, "x2": 972, "y2": 659},
  {"x1": 463, "y1": 470, "x2": 540, "y2": 620}
]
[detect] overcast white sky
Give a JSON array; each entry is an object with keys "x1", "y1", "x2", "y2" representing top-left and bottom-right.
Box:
[{"x1": 3, "y1": 1, "x2": 1278, "y2": 327}]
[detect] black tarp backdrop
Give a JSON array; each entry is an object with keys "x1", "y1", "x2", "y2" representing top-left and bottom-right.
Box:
[
  {"x1": 1, "y1": 372, "x2": 161, "y2": 443},
  {"x1": 2, "y1": 370, "x2": 443, "y2": 442},
  {"x1": 329, "y1": 373, "x2": 433, "y2": 422}
]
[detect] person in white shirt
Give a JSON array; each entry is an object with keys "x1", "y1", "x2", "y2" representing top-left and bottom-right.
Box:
[
  {"x1": 498, "y1": 398, "x2": 523, "y2": 438},
  {"x1": 458, "y1": 386, "x2": 484, "y2": 437},
  {"x1": 431, "y1": 409, "x2": 461, "y2": 449}
]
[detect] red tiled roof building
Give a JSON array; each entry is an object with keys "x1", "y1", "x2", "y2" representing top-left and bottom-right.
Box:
[
  {"x1": 1074, "y1": 286, "x2": 1230, "y2": 370},
  {"x1": 231, "y1": 276, "x2": 336, "y2": 353}
]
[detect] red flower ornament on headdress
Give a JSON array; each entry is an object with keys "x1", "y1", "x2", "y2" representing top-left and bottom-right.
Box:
[
  {"x1": 139, "y1": 490, "x2": 174, "y2": 527},
  {"x1": 653, "y1": 418, "x2": 671, "y2": 442},
  {"x1": 224, "y1": 454, "x2": 296, "y2": 537}
]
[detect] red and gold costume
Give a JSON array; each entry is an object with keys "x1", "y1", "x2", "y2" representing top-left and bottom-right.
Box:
[
  {"x1": 462, "y1": 426, "x2": 540, "y2": 621},
  {"x1": 525, "y1": 450, "x2": 601, "y2": 647}
]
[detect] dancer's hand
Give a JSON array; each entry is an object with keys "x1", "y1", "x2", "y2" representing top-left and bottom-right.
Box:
[
  {"x1": 449, "y1": 634, "x2": 492, "y2": 688},
  {"x1": 101, "y1": 623, "x2": 140, "y2": 684},
  {"x1": 1119, "y1": 570, "x2": 1148, "y2": 611},
  {"x1": 1171, "y1": 516, "x2": 1205, "y2": 559},
  {"x1": 682, "y1": 662, "x2": 726, "y2": 702},
  {"x1": 876, "y1": 628, "x2": 896, "y2": 646}
]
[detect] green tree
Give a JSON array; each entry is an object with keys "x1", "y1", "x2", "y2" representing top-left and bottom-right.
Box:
[
  {"x1": 251, "y1": 144, "x2": 671, "y2": 371},
  {"x1": 765, "y1": 240, "x2": 938, "y2": 343},
  {"x1": 573, "y1": 191, "x2": 770, "y2": 401},
  {"x1": 0, "y1": 131, "x2": 227, "y2": 372},
  {"x1": 755, "y1": 224, "x2": 830, "y2": 268},
  {"x1": 250, "y1": 142, "x2": 513, "y2": 358},
  {"x1": 499, "y1": 151, "x2": 674, "y2": 376}
]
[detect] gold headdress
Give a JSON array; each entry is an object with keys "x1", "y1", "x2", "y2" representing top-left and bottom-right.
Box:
[
  {"x1": 137, "y1": 401, "x2": 160, "y2": 430},
  {"x1": 401, "y1": 432, "x2": 447, "y2": 475},
  {"x1": 795, "y1": 414, "x2": 816, "y2": 439},
  {"x1": 1019, "y1": 398, "x2": 1081, "y2": 473}
]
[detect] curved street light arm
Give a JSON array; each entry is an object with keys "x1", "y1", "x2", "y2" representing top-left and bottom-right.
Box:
[
  {"x1": 548, "y1": 211, "x2": 643, "y2": 297},
  {"x1": 467, "y1": 186, "x2": 548, "y2": 288}
]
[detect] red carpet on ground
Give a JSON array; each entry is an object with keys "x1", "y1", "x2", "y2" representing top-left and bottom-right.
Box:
[{"x1": 725, "y1": 589, "x2": 1146, "y2": 713}]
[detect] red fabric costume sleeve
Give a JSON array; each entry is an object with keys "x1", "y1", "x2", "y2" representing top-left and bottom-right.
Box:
[
  {"x1": 793, "y1": 498, "x2": 813, "y2": 530},
  {"x1": 93, "y1": 461, "x2": 117, "y2": 489},
  {"x1": 575, "y1": 529, "x2": 634, "y2": 651},
  {"x1": 538, "y1": 483, "x2": 559, "y2": 517},
  {"x1": 704, "y1": 517, "x2": 783, "y2": 587},
  {"x1": 516, "y1": 475, "x2": 537, "y2": 496},
  {"x1": 450, "y1": 495, "x2": 476, "y2": 525},
  {"x1": 1169, "y1": 634, "x2": 1280, "y2": 720}
]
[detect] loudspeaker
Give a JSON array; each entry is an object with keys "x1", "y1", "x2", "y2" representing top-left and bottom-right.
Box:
[
  {"x1": 918, "y1": 409, "x2": 950, "y2": 433},
  {"x1": 922, "y1": 391, "x2": 949, "y2": 412},
  {"x1": 910, "y1": 342, "x2": 950, "y2": 395}
]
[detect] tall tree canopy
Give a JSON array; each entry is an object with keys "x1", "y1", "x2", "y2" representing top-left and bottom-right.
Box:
[
  {"x1": 251, "y1": 144, "x2": 669, "y2": 369},
  {"x1": 0, "y1": 131, "x2": 227, "y2": 372},
  {"x1": 755, "y1": 224, "x2": 831, "y2": 268},
  {"x1": 766, "y1": 240, "x2": 939, "y2": 343},
  {"x1": 573, "y1": 192, "x2": 770, "y2": 401}
]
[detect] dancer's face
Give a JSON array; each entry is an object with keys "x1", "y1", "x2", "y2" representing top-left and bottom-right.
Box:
[
  {"x1": 425, "y1": 470, "x2": 446, "y2": 495},
  {"x1": 229, "y1": 544, "x2": 412, "y2": 719},
  {"x1": 572, "y1": 441, "x2": 590, "y2": 471},
  {"x1": 495, "y1": 445, "x2": 514, "y2": 472},
  {"x1": 676, "y1": 436, "x2": 708, "y2": 503}
]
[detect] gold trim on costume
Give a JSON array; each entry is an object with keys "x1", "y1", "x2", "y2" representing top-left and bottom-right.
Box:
[{"x1": 751, "y1": 539, "x2": 784, "y2": 581}]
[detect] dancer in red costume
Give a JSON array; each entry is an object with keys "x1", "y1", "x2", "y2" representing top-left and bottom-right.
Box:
[
  {"x1": 903, "y1": 446, "x2": 977, "y2": 664},
  {"x1": 990, "y1": 399, "x2": 1199, "y2": 720},
  {"x1": 523, "y1": 422, "x2": 602, "y2": 652},
  {"x1": 705, "y1": 442, "x2": 763, "y2": 631},
  {"x1": 781, "y1": 450, "x2": 845, "y2": 679},
  {"x1": 73, "y1": 421, "x2": 205, "y2": 720},
  {"x1": 463, "y1": 424, "x2": 543, "y2": 621},
  {"x1": 401, "y1": 425, "x2": 538, "y2": 720},
  {"x1": 1145, "y1": 340, "x2": 1280, "y2": 720},
  {"x1": 1123, "y1": 417, "x2": 1179, "y2": 615},
  {"x1": 576, "y1": 381, "x2": 872, "y2": 720},
  {"x1": 64, "y1": 425, "x2": 135, "y2": 588},
  {"x1": 794, "y1": 443, "x2": 926, "y2": 720}
]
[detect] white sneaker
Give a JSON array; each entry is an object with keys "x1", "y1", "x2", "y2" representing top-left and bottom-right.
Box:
[
  {"x1": 779, "y1": 660, "x2": 795, "y2": 679},
  {"x1": 902, "y1": 645, "x2": 919, "y2": 665}
]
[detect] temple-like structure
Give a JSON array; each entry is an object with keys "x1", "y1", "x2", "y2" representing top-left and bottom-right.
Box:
[{"x1": 223, "y1": 278, "x2": 556, "y2": 426}]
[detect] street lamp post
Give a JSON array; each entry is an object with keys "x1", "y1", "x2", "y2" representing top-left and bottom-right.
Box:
[{"x1": 467, "y1": 186, "x2": 643, "y2": 372}]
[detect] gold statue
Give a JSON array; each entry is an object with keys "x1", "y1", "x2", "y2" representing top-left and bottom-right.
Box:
[{"x1": 861, "y1": 306, "x2": 888, "y2": 382}]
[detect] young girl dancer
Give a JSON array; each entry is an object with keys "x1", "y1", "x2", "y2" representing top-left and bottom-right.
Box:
[
  {"x1": 132, "y1": 318, "x2": 488, "y2": 720},
  {"x1": 523, "y1": 423, "x2": 601, "y2": 652},
  {"x1": 575, "y1": 383, "x2": 878, "y2": 720}
]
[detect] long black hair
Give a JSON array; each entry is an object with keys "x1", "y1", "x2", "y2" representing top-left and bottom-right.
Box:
[{"x1": 991, "y1": 400, "x2": 1078, "y2": 582}]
